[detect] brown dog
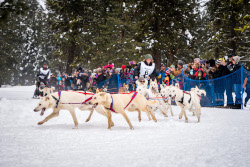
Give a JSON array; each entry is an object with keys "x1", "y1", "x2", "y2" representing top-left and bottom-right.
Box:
[{"x1": 119, "y1": 83, "x2": 129, "y2": 93}]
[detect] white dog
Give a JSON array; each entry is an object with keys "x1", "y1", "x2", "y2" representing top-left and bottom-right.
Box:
[
  {"x1": 149, "y1": 79, "x2": 159, "y2": 94},
  {"x1": 33, "y1": 91, "x2": 96, "y2": 129},
  {"x1": 39, "y1": 86, "x2": 55, "y2": 96},
  {"x1": 160, "y1": 85, "x2": 173, "y2": 116},
  {"x1": 137, "y1": 84, "x2": 169, "y2": 117},
  {"x1": 89, "y1": 92, "x2": 157, "y2": 130},
  {"x1": 169, "y1": 84, "x2": 205, "y2": 123}
]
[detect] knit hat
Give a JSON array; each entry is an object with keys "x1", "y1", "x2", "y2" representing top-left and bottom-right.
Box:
[
  {"x1": 232, "y1": 56, "x2": 240, "y2": 63},
  {"x1": 194, "y1": 58, "x2": 200, "y2": 63},
  {"x1": 216, "y1": 60, "x2": 221, "y2": 65},
  {"x1": 139, "y1": 77, "x2": 145, "y2": 82},
  {"x1": 219, "y1": 57, "x2": 225, "y2": 61},
  {"x1": 178, "y1": 60, "x2": 184, "y2": 66},
  {"x1": 145, "y1": 54, "x2": 153, "y2": 60},
  {"x1": 165, "y1": 69, "x2": 171, "y2": 75},
  {"x1": 200, "y1": 59, "x2": 207, "y2": 64},
  {"x1": 121, "y1": 65, "x2": 126, "y2": 69},
  {"x1": 161, "y1": 64, "x2": 165, "y2": 67}
]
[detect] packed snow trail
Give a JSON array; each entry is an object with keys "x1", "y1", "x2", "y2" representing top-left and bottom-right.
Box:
[{"x1": 0, "y1": 86, "x2": 249, "y2": 167}]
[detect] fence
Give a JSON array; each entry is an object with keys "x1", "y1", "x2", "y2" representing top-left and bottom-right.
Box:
[{"x1": 97, "y1": 66, "x2": 250, "y2": 108}]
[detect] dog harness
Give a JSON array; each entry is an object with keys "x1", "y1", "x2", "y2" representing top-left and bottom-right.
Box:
[
  {"x1": 105, "y1": 91, "x2": 138, "y2": 113},
  {"x1": 124, "y1": 91, "x2": 138, "y2": 109},
  {"x1": 106, "y1": 95, "x2": 116, "y2": 113},
  {"x1": 178, "y1": 91, "x2": 191, "y2": 105},
  {"x1": 51, "y1": 91, "x2": 94, "y2": 107}
]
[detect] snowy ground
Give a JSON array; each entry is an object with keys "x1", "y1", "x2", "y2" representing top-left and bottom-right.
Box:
[{"x1": 0, "y1": 86, "x2": 250, "y2": 167}]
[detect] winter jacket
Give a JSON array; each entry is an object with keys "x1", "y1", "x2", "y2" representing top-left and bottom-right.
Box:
[
  {"x1": 96, "y1": 74, "x2": 106, "y2": 84},
  {"x1": 64, "y1": 77, "x2": 71, "y2": 87},
  {"x1": 80, "y1": 75, "x2": 89, "y2": 89},
  {"x1": 172, "y1": 67, "x2": 183, "y2": 76},
  {"x1": 158, "y1": 69, "x2": 167, "y2": 84}
]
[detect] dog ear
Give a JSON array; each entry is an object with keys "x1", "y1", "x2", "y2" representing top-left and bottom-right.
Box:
[
  {"x1": 195, "y1": 85, "x2": 198, "y2": 89},
  {"x1": 123, "y1": 83, "x2": 125, "y2": 87},
  {"x1": 154, "y1": 78, "x2": 157, "y2": 83},
  {"x1": 163, "y1": 84, "x2": 167, "y2": 88},
  {"x1": 96, "y1": 88, "x2": 99, "y2": 93},
  {"x1": 175, "y1": 83, "x2": 180, "y2": 88},
  {"x1": 45, "y1": 97, "x2": 50, "y2": 101}
]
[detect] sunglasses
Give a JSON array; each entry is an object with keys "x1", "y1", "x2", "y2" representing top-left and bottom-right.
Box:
[{"x1": 140, "y1": 81, "x2": 145, "y2": 83}]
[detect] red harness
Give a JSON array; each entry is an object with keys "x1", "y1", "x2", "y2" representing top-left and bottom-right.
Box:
[
  {"x1": 52, "y1": 91, "x2": 94, "y2": 107},
  {"x1": 106, "y1": 91, "x2": 138, "y2": 113}
]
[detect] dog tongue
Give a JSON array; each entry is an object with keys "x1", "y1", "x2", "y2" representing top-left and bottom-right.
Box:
[
  {"x1": 92, "y1": 103, "x2": 97, "y2": 109},
  {"x1": 40, "y1": 109, "x2": 45, "y2": 116}
]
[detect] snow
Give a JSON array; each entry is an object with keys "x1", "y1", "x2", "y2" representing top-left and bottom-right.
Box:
[{"x1": 0, "y1": 86, "x2": 250, "y2": 167}]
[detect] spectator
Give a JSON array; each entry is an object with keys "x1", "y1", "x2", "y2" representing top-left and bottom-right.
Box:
[
  {"x1": 105, "y1": 67, "x2": 112, "y2": 79},
  {"x1": 134, "y1": 54, "x2": 158, "y2": 80},
  {"x1": 195, "y1": 70, "x2": 206, "y2": 80},
  {"x1": 243, "y1": 75, "x2": 250, "y2": 107},
  {"x1": 96, "y1": 70, "x2": 106, "y2": 84},
  {"x1": 125, "y1": 66, "x2": 134, "y2": 85},
  {"x1": 49, "y1": 74, "x2": 57, "y2": 88},
  {"x1": 228, "y1": 56, "x2": 241, "y2": 109},
  {"x1": 171, "y1": 60, "x2": 184, "y2": 76},
  {"x1": 72, "y1": 72, "x2": 78, "y2": 90},
  {"x1": 120, "y1": 65, "x2": 126, "y2": 79},
  {"x1": 57, "y1": 74, "x2": 62, "y2": 85},
  {"x1": 58, "y1": 81, "x2": 65, "y2": 91},
  {"x1": 158, "y1": 64, "x2": 167, "y2": 84},
  {"x1": 65, "y1": 73, "x2": 71, "y2": 90},
  {"x1": 61, "y1": 78, "x2": 66, "y2": 90},
  {"x1": 81, "y1": 72, "x2": 89, "y2": 90}
]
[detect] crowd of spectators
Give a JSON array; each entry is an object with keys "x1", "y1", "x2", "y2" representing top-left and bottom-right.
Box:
[{"x1": 46, "y1": 53, "x2": 248, "y2": 109}]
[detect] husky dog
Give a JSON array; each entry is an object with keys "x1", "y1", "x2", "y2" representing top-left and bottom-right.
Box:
[
  {"x1": 149, "y1": 79, "x2": 159, "y2": 94},
  {"x1": 160, "y1": 85, "x2": 173, "y2": 116},
  {"x1": 119, "y1": 83, "x2": 130, "y2": 93},
  {"x1": 169, "y1": 85, "x2": 205, "y2": 123}
]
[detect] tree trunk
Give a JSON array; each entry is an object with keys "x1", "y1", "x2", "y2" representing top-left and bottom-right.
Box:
[
  {"x1": 66, "y1": 41, "x2": 76, "y2": 74},
  {"x1": 230, "y1": 3, "x2": 237, "y2": 53},
  {"x1": 152, "y1": 48, "x2": 161, "y2": 69}
]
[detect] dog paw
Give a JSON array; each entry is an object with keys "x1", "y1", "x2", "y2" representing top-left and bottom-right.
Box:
[
  {"x1": 85, "y1": 119, "x2": 90, "y2": 122},
  {"x1": 130, "y1": 127, "x2": 134, "y2": 130},
  {"x1": 185, "y1": 120, "x2": 188, "y2": 123},
  {"x1": 72, "y1": 126, "x2": 78, "y2": 129},
  {"x1": 37, "y1": 121, "x2": 44, "y2": 125}
]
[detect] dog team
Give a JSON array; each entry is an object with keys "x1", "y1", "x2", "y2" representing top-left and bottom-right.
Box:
[{"x1": 34, "y1": 79, "x2": 206, "y2": 130}]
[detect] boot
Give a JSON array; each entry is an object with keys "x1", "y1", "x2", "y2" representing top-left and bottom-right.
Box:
[{"x1": 231, "y1": 104, "x2": 241, "y2": 109}]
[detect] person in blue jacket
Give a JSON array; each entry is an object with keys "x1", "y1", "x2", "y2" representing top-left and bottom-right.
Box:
[{"x1": 158, "y1": 64, "x2": 167, "y2": 84}]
